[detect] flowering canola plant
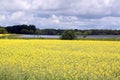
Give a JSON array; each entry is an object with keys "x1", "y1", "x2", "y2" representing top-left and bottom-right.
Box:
[
  {"x1": 0, "y1": 40, "x2": 120, "y2": 80},
  {"x1": 0, "y1": 34, "x2": 10, "y2": 37}
]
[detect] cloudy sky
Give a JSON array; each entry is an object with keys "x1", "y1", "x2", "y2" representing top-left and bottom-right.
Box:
[{"x1": 0, "y1": 0, "x2": 120, "y2": 29}]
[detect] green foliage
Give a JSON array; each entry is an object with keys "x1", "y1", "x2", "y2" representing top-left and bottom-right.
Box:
[
  {"x1": 35, "y1": 29, "x2": 42, "y2": 35},
  {"x1": 6, "y1": 24, "x2": 36, "y2": 34},
  {"x1": 29, "y1": 30, "x2": 34, "y2": 34},
  {"x1": 60, "y1": 30, "x2": 77, "y2": 40},
  {"x1": 83, "y1": 31, "x2": 92, "y2": 38},
  {"x1": 21, "y1": 29, "x2": 34, "y2": 34},
  {"x1": 0, "y1": 27, "x2": 8, "y2": 34},
  {"x1": 76, "y1": 31, "x2": 82, "y2": 35},
  {"x1": 83, "y1": 31, "x2": 88, "y2": 38}
]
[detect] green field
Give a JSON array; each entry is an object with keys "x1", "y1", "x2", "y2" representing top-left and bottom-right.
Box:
[{"x1": 0, "y1": 40, "x2": 120, "y2": 80}]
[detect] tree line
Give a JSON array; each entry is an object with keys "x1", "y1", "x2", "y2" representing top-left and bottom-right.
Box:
[{"x1": 0, "y1": 24, "x2": 120, "y2": 35}]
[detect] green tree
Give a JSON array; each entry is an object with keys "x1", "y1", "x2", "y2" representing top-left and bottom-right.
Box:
[
  {"x1": 21, "y1": 29, "x2": 29, "y2": 34},
  {"x1": 76, "y1": 31, "x2": 82, "y2": 35},
  {"x1": 35, "y1": 29, "x2": 42, "y2": 37},
  {"x1": 83, "y1": 31, "x2": 92, "y2": 38},
  {"x1": 60, "y1": 30, "x2": 77, "y2": 40},
  {"x1": 0, "y1": 27, "x2": 8, "y2": 34},
  {"x1": 83, "y1": 31, "x2": 88, "y2": 38},
  {"x1": 29, "y1": 30, "x2": 34, "y2": 34}
]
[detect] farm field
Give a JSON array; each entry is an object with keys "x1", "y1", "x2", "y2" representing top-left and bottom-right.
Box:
[
  {"x1": 0, "y1": 40, "x2": 120, "y2": 80},
  {"x1": 0, "y1": 34, "x2": 10, "y2": 37}
]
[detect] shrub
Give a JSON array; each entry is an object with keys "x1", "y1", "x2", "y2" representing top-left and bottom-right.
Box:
[
  {"x1": 60, "y1": 30, "x2": 77, "y2": 40},
  {"x1": 0, "y1": 27, "x2": 8, "y2": 34}
]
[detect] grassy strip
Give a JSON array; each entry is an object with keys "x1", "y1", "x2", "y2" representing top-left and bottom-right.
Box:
[
  {"x1": 9, "y1": 37, "x2": 120, "y2": 41},
  {"x1": 78, "y1": 38, "x2": 120, "y2": 41},
  {"x1": 0, "y1": 34, "x2": 21, "y2": 39},
  {"x1": 0, "y1": 34, "x2": 11, "y2": 37},
  {"x1": 0, "y1": 34, "x2": 120, "y2": 41}
]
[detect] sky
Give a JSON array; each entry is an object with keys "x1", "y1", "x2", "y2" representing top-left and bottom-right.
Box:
[{"x1": 0, "y1": 0, "x2": 120, "y2": 29}]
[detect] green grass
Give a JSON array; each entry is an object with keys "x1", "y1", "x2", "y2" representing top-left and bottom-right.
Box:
[
  {"x1": 78, "y1": 38, "x2": 120, "y2": 41},
  {"x1": 0, "y1": 34, "x2": 20, "y2": 39}
]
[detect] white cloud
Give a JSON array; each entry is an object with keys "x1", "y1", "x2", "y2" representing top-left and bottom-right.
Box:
[
  {"x1": 51, "y1": 15, "x2": 60, "y2": 24},
  {"x1": 0, "y1": 0, "x2": 120, "y2": 29},
  {"x1": 0, "y1": 0, "x2": 31, "y2": 11},
  {"x1": 31, "y1": 0, "x2": 61, "y2": 10},
  {"x1": 11, "y1": 11, "x2": 25, "y2": 20},
  {"x1": 0, "y1": 15, "x2": 6, "y2": 22}
]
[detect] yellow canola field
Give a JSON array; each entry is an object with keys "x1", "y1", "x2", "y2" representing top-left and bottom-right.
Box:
[
  {"x1": 0, "y1": 34, "x2": 10, "y2": 37},
  {"x1": 0, "y1": 40, "x2": 120, "y2": 80}
]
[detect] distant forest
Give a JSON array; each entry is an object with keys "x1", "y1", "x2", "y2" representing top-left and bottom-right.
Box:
[{"x1": 0, "y1": 24, "x2": 120, "y2": 35}]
